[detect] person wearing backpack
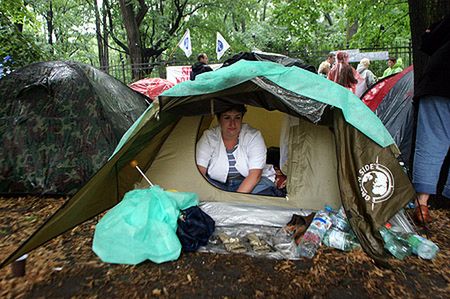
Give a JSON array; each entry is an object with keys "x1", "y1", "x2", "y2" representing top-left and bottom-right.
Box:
[{"x1": 355, "y1": 58, "x2": 377, "y2": 97}]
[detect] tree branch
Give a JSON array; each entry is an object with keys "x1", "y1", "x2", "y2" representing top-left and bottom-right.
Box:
[
  {"x1": 182, "y1": 3, "x2": 209, "y2": 17},
  {"x1": 383, "y1": 12, "x2": 409, "y2": 33},
  {"x1": 104, "y1": 0, "x2": 129, "y2": 53},
  {"x1": 136, "y1": 0, "x2": 149, "y2": 27}
]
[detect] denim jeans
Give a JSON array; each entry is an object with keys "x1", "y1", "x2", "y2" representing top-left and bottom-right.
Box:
[
  {"x1": 412, "y1": 96, "x2": 450, "y2": 198},
  {"x1": 206, "y1": 175, "x2": 282, "y2": 196}
]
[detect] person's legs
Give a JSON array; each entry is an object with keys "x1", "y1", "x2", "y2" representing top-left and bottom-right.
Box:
[
  {"x1": 227, "y1": 178, "x2": 244, "y2": 192},
  {"x1": 413, "y1": 97, "x2": 450, "y2": 198},
  {"x1": 412, "y1": 96, "x2": 450, "y2": 221},
  {"x1": 251, "y1": 177, "x2": 280, "y2": 195},
  {"x1": 205, "y1": 175, "x2": 229, "y2": 190}
]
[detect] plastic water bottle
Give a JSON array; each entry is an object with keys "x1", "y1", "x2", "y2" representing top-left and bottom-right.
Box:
[
  {"x1": 297, "y1": 211, "x2": 332, "y2": 259},
  {"x1": 379, "y1": 223, "x2": 411, "y2": 260},
  {"x1": 323, "y1": 228, "x2": 360, "y2": 251},
  {"x1": 325, "y1": 205, "x2": 349, "y2": 232},
  {"x1": 389, "y1": 229, "x2": 439, "y2": 260},
  {"x1": 407, "y1": 234, "x2": 439, "y2": 260}
]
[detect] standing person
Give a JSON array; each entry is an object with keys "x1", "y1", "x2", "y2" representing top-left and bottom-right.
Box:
[
  {"x1": 355, "y1": 58, "x2": 377, "y2": 97},
  {"x1": 190, "y1": 53, "x2": 213, "y2": 80},
  {"x1": 196, "y1": 105, "x2": 279, "y2": 195},
  {"x1": 328, "y1": 51, "x2": 359, "y2": 94},
  {"x1": 381, "y1": 56, "x2": 403, "y2": 78},
  {"x1": 317, "y1": 53, "x2": 335, "y2": 77},
  {"x1": 412, "y1": 13, "x2": 450, "y2": 224}
]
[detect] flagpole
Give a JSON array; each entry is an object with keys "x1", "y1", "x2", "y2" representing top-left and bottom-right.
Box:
[
  {"x1": 164, "y1": 29, "x2": 191, "y2": 67},
  {"x1": 164, "y1": 45, "x2": 179, "y2": 67}
]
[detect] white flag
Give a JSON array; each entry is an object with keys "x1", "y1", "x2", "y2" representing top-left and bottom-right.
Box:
[
  {"x1": 216, "y1": 32, "x2": 230, "y2": 60},
  {"x1": 178, "y1": 29, "x2": 192, "y2": 58}
]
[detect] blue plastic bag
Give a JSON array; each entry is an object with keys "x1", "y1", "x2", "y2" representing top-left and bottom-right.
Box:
[{"x1": 92, "y1": 185, "x2": 198, "y2": 264}]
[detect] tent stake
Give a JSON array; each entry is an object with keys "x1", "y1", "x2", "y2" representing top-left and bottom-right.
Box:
[{"x1": 130, "y1": 160, "x2": 154, "y2": 187}]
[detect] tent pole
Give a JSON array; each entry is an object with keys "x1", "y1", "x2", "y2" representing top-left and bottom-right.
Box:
[{"x1": 130, "y1": 160, "x2": 154, "y2": 187}]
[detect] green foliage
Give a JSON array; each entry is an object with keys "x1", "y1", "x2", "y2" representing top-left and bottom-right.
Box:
[
  {"x1": 0, "y1": 7, "x2": 46, "y2": 67},
  {"x1": 271, "y1": 0, "x2": 410, "y2": 52},
  {"x1": 0, "y1": 0, "x2": 412, "y2": 72},
  {"x1": 340, "y1": 0, "x2": 410, "y2": 47},
  {"x1": 27, "y1": 0, "x2": 98, "y2": 63},
  {"x1": 0, "y1": 0, "x2": 38, "y2": 27}
]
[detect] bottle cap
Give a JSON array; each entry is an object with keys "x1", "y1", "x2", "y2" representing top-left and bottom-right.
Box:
[
  {"x1": 384, "y1": 223, "x2": 392, "y2": 229},
  {"x1": 324, "y1": 205, "x2": 333, "y2": 212}
]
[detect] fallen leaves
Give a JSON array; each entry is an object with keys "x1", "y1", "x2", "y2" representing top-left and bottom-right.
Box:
[{"x1": 0, "y1": 197, "x2": 449, "y2": 298}]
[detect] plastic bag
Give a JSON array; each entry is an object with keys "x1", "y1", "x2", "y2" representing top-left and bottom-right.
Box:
[
  {"x1": 92, "y1": 185, "x2": 198, "y2": 264},
  {"x1": 177, "y1": 206, "x2": 215, "y2": 252}
]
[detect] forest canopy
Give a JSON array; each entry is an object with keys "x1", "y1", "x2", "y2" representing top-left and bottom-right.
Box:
[{"x1": 0, "y1": 0, "x2": 417, "y2": 80}]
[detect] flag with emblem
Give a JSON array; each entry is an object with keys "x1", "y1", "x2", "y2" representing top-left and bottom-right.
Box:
[
  {"x1": 216, "y1": 32, "x2": 230, "y2": 60},
  {"x1": 178, "y1": 29, "x2": 192, "y2": 58}
]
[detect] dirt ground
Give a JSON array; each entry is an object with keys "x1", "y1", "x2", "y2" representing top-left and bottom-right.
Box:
[{"x1": 0, "y1": 196, "x2": 449, "y2": 299}]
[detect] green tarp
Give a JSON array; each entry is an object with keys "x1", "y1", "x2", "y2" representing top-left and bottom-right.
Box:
[{"x1": 162, "y1": 60, "x2": 394, "y2": 148}]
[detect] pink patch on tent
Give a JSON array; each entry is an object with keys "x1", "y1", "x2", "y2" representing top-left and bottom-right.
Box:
[{"x1": 129, "y1": 78, "x2": 175, "y2": 101}]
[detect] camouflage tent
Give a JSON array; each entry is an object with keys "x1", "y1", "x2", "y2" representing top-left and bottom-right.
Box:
[{"x1": 0, "y1": 61, "x2": 150, "y2": 195}]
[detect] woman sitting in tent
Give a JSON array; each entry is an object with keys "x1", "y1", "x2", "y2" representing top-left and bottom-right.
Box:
[{"x1": 196, "y1": 104, "x2": 281, "y2": 196}]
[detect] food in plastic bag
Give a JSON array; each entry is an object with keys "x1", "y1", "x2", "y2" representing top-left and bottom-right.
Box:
[
  {"x1": 92, "y1": 186, "x2": 198, "y2": 264},
  {"x1": 218, "y1": 233, "x2": 247, "y2": 253}
]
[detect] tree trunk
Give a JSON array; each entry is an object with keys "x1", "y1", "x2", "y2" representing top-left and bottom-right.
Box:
[
  {"x1": 102, "y1": 0, "x2": 110, "y2": 72},
  {"x1": 346, "y1": 19, "x2": 359, "y2": 44},
  {"x1": 261, "y1": 0, "x2": 267, "y2": 22},
  {"x1": 93, "y1": 0, "x2": 105, "y2": 70},
  {"x1": 408, "y1": 0, "x2": 450, "y2": 85},
  {"x1": 47, "y1": 0, "x2": 54, "y2": 47},
  {"x1": 118, "y1": 0, "x2": 144, "y2": 80}
]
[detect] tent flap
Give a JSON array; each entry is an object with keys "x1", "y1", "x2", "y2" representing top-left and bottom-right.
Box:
[{"x1": 333, "y1": 110, "x2": 415, "y2": 264}]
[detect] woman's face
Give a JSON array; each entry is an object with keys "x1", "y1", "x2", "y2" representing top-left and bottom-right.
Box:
[{"x1": 219, "y1": 110, "x2": 243, "y2": 139}]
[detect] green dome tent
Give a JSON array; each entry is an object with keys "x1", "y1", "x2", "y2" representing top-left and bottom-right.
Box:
[
  {"x1": 0, "y1": 61, "x2": 150, "y2": 195},
  {"x1": 1, "y1": 60, "x2": 415, "y2": 267}
]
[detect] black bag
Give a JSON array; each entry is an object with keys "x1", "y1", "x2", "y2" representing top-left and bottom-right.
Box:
[{"x1": 176, "y1": 206, "x2": 215, "y2": 252}]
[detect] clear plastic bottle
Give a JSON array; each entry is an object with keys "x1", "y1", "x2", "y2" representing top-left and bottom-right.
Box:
[
  {"x1": 297, "y1": 211, "x2": 332, "y2": 259},
  {"x1": 389, "y1": 228, "x2": 439, "y2": 260},
  {"x1": 379, "y1": 223, "x2": 412, "y2": 260},
  {"x1": 407, "y1": 234, "x2": 439, "y2": 260},
  {"x1": 325, "y1": 205, "x2": 349, "y2": 232},
  {"x1": 323, "y1": 228, "x2": 360, "y2": 251}
]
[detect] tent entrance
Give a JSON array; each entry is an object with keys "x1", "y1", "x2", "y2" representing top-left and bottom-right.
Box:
[{"x1": 137, "y1": 107, "x2": 341, "y2": 210}]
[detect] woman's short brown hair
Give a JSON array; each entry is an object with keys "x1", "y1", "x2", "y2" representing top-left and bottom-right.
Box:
[{"x1": 216, "y1": 104, "x2": 247, "y2": 119}]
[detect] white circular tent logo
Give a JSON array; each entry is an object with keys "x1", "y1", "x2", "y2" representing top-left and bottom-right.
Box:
[{"x1": 358, "y1": 157, "x2": 394, "y2": 210}]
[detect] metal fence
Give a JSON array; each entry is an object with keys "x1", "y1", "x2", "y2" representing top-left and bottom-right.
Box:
[
  {"x1": 99, "y1": 62, "x2": 168, "y2": 83},
  {"x1": 100, "y1": 43, "x2": 412, "y2": 84}
]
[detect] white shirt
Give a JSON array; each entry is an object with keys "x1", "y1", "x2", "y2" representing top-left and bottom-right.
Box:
[{"x1": 196, "y1": 124, "x2": 276, "y2": 183}]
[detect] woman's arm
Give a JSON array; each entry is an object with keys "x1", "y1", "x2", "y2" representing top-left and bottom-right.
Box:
[{"x1": 237, "y1": 169, "x2": 262, "y2": 193}]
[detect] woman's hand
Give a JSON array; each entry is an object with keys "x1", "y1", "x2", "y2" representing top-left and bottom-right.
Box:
[
  {"x1": 237, "y1": 169, "x2": 262, "y2": 193},
  {"x1": 197, "y1": 165, "x2": 207, "y2": 177}
]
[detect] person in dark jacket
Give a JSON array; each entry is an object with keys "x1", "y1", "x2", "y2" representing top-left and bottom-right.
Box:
[
  {"x1": 190, "y1": 53, "x2": 213, "y2": 80},
  {"x1": 413, "y1": 13, "x2": 450, "y2": 224}
]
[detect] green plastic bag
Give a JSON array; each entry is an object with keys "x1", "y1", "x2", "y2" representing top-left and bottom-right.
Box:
[{"x1": 92, "y1": 185, "x2": 198, "y2": 264}]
